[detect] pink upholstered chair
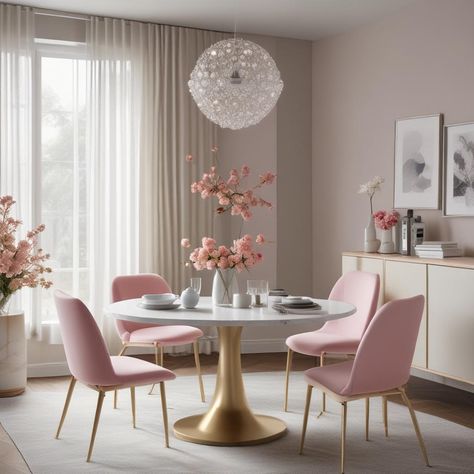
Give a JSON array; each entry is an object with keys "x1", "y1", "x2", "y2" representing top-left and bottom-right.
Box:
[
  {"x1": 112, "y1": 274, "x2": 205, "y2": 408},
  {"x1": 299, "y1": 295, "x2": 429, "y2": 473},
  {"x1": 54, "y1": 290, "x2": 176, "y2": 462},
  {"x1": 284, "y1": 271, "x2": 380, "y2": 417}
]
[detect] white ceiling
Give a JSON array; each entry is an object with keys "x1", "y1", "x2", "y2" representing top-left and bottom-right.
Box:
[{"x1": 12, "y1": 0, "x2": 415, "y2": 41}]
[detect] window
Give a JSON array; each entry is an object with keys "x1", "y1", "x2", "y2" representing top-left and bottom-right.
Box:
[{"x1": 35, "y1": 43, "x2": 89, "y2": 322}]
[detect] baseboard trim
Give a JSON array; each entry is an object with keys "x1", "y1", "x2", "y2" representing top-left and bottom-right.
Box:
[{"x1": 28, "y1": 362, "x2": 70, "y2": 378}]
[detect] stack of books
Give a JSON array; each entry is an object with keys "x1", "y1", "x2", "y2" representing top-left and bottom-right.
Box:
[{"x1": 415, "y1": 241, "x2": 462, "y2": 259}]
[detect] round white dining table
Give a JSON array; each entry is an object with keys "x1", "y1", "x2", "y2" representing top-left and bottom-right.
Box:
[{"x1": 105, "y1": 296, "x2": 356, "y2": 447}]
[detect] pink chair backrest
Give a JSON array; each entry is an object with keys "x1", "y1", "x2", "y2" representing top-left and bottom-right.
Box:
[
  {"x1": 111, "y1": 273, "x2": 172, "y2": 340},
  {"x1": 54, "y1": 290, "x2": 115, "y2": 386},
  {"x1": 323, "y1": 271, "x2": 380, "y2": 340},
  {"x1": 341, "y1": 295, "x2": 425, "y2": 396}
]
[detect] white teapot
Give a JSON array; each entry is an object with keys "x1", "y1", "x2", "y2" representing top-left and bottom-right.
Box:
[{"x1": 180, "y1": 287, "x2": 199, "y2": 309}]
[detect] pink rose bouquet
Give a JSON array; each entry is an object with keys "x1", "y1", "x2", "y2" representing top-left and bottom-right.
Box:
[
  {"x1": 190, "y1": 164, "x2": 275, "y2": 221},
  {"x1": 0, "y1": 196, "x2": 52, "y2": 311},
  {"x1": 183, "y1": 234, "x2": 264, "y2": 272},
  {"x1": 373, "y1": 210, "x2": 400, "y2": 230}
]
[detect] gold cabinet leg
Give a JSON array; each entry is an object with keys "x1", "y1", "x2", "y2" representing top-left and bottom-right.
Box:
[
  {"x1": 193, "y1": 341, "x2": 206, "y2": 403},
  {"x1": 399, "y1": 389, "x2": 430, "y2": 467},
  {"x1": 382, "y1": 396, "x2": 388, "y2": 437},
  {"x1": 87, "y1": 391, "x2": 105, "y2": 462},
  {"x1": 55, "y1": 376, "x2": 76, "y2": 439},
  {"x1": 114, "y1": 345, "x2": 128, "y2": 409},
  {"x1": 341, "y1": 402, "x2": 347, "y2": 474},
  {"x1": 299, "y1": 385, "x2": 313, "y2": 454},
  {"x1": 160, "y1": 382, "x2": 170, "y2": 448},
  {"x1": 365, "y1": 398, "x2": 370, "y2": 441},
  {"x1": 284, "y1": 348, "x2": 293, "y2": 412},
  {"x1": 130, "y1": 387, "x2": 136, "y2": 428},
  {"x1": 320, "y1": 352, "x2": 326, "y2": 412}
]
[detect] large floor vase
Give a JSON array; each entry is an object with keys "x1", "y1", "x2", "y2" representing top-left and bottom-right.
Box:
[{"x1": 212, "y1": 268, "x2": 238, "y2": 306}]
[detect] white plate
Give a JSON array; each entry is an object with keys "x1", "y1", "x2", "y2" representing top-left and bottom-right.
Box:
[
  {"x1": 138, "y1": 302, "x2": 181, "y2": 310},
  {"x1": 282, "y1": 297, "x2": 313, "y2": 305},
  {"x1": 141, "y1": 293, "x2": 177, "y2": 304}
]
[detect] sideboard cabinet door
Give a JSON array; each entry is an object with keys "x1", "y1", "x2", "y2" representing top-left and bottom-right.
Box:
[
  {"x1": 428, "y1": 265, "x2": 474, "y2": 382},
  {"x1": 384, "y1": 261, "x2": 427, "y2": 368},
  {"x1": 342, "y1": 256, "x2": 384, "y2": 307}
]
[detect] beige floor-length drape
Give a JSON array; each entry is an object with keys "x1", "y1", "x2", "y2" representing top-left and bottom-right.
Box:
[{"x1": 138, "y1": 25, "x2": 225, "y2": 293}]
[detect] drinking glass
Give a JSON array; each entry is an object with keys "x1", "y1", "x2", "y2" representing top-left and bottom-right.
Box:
[
  {"x1": 247, "y1": 280, "x2": 269, "y2": 307},
  {"x1": 190, "y1": 277, "x2": 202, "y2": 295}
]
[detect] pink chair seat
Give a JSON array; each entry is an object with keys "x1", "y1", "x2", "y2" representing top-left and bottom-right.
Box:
[
  {"x1": 128, "y1": 325, "x2": 204, "y2": 346},
  {"x1": 109, "y1": 356, "x2": 176, "y2": 388},
  {"x1": 286, "y1": 329, "x2": 360, "y2": 356},
  {"x1": 304, "y1": 360, "x2": 354, "y2": 396}
]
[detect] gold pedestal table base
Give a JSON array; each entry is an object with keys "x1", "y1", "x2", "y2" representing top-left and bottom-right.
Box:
[{"x1": 173, "y1": 326, "x2": 287, "y2": 446}]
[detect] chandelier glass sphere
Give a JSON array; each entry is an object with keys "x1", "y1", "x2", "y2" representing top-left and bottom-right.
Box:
[{"x1": 188, "y1": 38, "x2": 284, "y2": 130}]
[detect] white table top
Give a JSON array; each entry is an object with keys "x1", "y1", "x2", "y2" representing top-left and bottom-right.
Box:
[{"x1": 105, "y1": 297, "x2": 356, "y2": 327}]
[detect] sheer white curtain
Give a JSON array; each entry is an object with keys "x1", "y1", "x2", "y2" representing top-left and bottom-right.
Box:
[
  {"x1": 86, "y1": 18, "x2": 223, "y2": 351},
  {"x1": 0, "y1": 4, "x2": 35, "y2": 333},
  {"x1": 86, "y1": 18, "x2": 141, "y2": 347}
]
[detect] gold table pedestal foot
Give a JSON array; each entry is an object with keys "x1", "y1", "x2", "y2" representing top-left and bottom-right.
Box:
[{"x1": 173, "y1": 326, "x2": 287, "y2": 446}]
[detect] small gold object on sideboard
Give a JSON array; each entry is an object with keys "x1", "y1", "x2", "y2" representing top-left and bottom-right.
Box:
[{"x1": 0, "y1": 311, "x2": 27, "y2": 397}]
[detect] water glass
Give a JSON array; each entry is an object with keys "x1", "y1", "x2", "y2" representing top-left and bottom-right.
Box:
[
  {"x1": 247, "y1": 279, "x2": 269, "y2": 307},
  {"x1": 190, "y1": 277, "x2": 202, "y2": 295}
]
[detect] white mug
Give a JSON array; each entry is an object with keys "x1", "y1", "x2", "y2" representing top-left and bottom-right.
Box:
[{"x1": 232, "y1": 293, "x2": 252, "y2": 308}]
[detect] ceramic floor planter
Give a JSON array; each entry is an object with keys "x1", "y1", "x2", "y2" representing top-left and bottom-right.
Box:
[{"x1": 0, "y1": 310, "x2": 26, "y2": 397}]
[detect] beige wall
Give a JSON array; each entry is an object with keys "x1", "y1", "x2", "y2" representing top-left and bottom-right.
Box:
[
  {"x1": 219, "y1": 34, "x2": 315, "y2": 346},
  {"x1": 312, "y1": 0, "x2": 474, "y2": 297}
]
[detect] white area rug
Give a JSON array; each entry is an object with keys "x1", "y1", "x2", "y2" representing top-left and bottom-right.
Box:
[{"x1": 0, "y1": 372, "x2": 472, "y2": 473}]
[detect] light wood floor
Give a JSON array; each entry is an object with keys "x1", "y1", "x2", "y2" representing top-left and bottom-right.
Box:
[{"x1": 1, "y1": 352, "x2": 473, "y2": 474}]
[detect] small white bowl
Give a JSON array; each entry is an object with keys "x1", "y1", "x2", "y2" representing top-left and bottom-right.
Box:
[{"x1": 141, "y1": 293, "x2": 177, "y2": 305}]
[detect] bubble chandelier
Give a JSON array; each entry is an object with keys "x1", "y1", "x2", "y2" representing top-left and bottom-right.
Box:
[{"x1": 188, "y1": 38, "x2": 284, "y2": 130}]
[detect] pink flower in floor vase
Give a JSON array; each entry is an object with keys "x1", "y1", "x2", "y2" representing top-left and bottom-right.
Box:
[{"x1": 0, "y1": 195, "x2": 53, "y2": 310}]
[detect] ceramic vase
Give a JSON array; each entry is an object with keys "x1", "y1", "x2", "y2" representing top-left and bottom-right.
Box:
[
  {"x1": 212, "y1": 268, "x2": 239, "y2": 306},
  {"x1": 379, "y1": 228, "x2": 395, "y2": 254},
  {"x1": 364, "y1": 215, "x2": 380, "y2": 253}
]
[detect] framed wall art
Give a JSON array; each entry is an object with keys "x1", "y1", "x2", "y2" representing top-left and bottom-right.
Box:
[
  {"x1": 393, "y1": 114, "x2": 442, "y2": 209},
  {"x1": 444, "y1": 122, "x2": 474, "y2": 217}
]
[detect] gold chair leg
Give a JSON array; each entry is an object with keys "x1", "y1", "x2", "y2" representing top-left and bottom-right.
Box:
[
  {"x1": 365, "y1": 397, "x2": 370, "y2": 441},
  {"x1": 399, "y1": 388, "x2": 430, "y2": 467},
  {"x1": 55, "y1": 376, "x2": 76, "y2": 439},
  {"x1": 299, "y1": 385, "x2": 313, "y2": 454},
  {"x1": 87, "y1": 391, "x2": 105, "y2": 462},
  {"x1": 149, "y1": 344, "x2": 162, "y2": 395},
  {"x1": 159, "y1": 382, "x2": 170, "y2": 448},
  {"x1": 341, "y1": 402, "x2": 347, "y2": 474},
  {"x1": 130, "y1": 386, "x2": 136, "y2": 428},
  {"x1": 284, "y1": 348, "x2": 293, "y2": 412},
  {"x1": 383, "y1": 396, "x2": 388, "y2": 437},
  {"x1": 114, "y1": 345, "x2": 128, "y2": 409},
  {"x1": 193, "y1": 341, "x2": 206, "y2": 402},
  {"x1": 321, "y1": 352, "x2": 326, "y2": 412}
]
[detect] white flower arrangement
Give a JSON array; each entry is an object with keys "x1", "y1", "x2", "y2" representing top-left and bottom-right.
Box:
[{"x1": 358, "y1": 176, "x2": 384, "y2": 213}]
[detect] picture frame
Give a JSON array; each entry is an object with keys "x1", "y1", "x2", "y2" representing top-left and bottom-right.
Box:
[
  {"x1": 444, "y1": 122, "x2": 474, "y2": 217},
  {"x1": 393, "y1": 114, "x2": 442, "y2": 210}
]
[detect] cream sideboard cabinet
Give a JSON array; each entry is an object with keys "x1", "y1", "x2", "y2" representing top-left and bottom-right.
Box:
[{"x1": 342, "y1": 252, "x2": 474, "y2": 387}]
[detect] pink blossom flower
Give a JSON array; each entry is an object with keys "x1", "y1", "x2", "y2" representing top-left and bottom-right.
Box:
[
  {"x1": 256, "y1": 234, "x2": 265, "y2": 244},
  {"x1": 259, "y1": 172, "x2": 276, "y2": 185},
  {"x1": 181, "y1": 238, "x2": 191, "y2": 248},
  {"x1": 373, "y1": 210, "x2": 400, "y2": 230},
  {"x1": 185, "y1": 154, "x2": 193, "y2": 162}
]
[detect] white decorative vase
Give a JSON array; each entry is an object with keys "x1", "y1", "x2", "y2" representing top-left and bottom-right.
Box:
[
  {"x1": 379, "y1": 229, "x2": 395, "y2": 254},
  {"x1": 364, "y1": 216, "x2": 380, "y2": 253},
  {"x1": 212, "y1": 268, "x2": 239, "y2": 306}
]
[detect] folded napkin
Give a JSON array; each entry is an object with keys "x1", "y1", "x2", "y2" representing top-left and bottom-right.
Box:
[{"x1": 272, "y1": 303, "x2": 324, "y2": 314}]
